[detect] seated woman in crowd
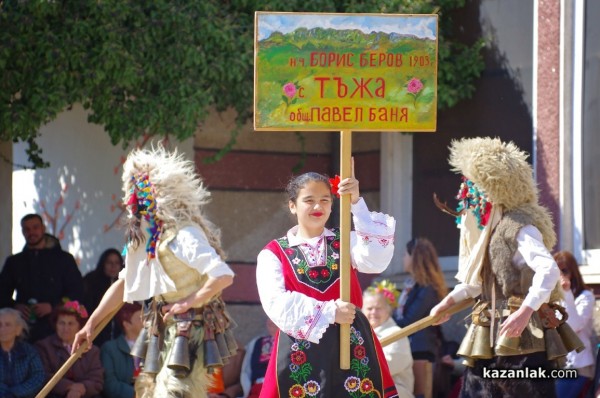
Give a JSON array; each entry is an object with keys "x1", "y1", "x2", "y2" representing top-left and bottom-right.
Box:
[
  {"x1": 363, "y1": 280, "x2": 415, "y2": 398},
  {"x1": 0, "y1": 307, "x2": 45, "y2": 398},
  {"x1": 35, "y1": 301, "x2": 103, "y2": 398},
  {"x1": 83, "y1": 248, "x2": 124, "y2": 347},
  {"x1": 100, "y1": 302, "x2": 142, "y2": 398}
]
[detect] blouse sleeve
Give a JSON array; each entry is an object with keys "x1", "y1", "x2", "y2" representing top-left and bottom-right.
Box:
[
  {"x1": 256, "y1": 249, "x2": 336, "y2": 344},
  {"x1": 562, "y1": 289, "x2": 595, "y2": 333},
  {"x1": 515, "y1": 225, "x2": 560, "y2": 310},
  {"x1": 350, "y1": 198, "x2": 396, "y2": 273},
  {"x1": 169, "y1": 226, "x2": 234, "y2": 278},
  {"x1": 448, "y1": 283, "x2": 482, "y2": 303}
]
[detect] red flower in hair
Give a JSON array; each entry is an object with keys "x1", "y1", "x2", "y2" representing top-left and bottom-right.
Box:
[
  {"x1": 63, "y1": 300, "x2": 88, "y2": 319},
  {"x1": 329, "y1": 175, "x2": 340, "y2": 198}
]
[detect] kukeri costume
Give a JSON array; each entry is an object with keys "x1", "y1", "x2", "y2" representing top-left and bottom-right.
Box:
[
  {"x1": 439, "y1": 137, "x2": 583, "y2": 397},
  {"x1": 257, "y1": 198, "x2": 399, "y2": 398},
  {"x1": 119, "y1": 148, "x2": 236, "y2": 398}
]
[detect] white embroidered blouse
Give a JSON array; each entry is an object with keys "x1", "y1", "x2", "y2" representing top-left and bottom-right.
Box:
[{"x1": 256, "y1": 198, "x2": 396, "y2": 344}]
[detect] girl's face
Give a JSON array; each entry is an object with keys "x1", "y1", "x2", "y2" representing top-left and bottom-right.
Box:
[
  {"x1": 362, "y1": 294, "x2": 391, "y2": 329},
  {"x1": 104, "y1": 253, "x2": 122, "y2": 279},
  {"x1": 403, "y1": 251, "x2": 413, "y2": 274},
  {"x1": 56, "y1": 314, "x2": 81, "y2": 345},
  {"x1": 289, "y1": 181, "x2": 332, "y2": 238}
]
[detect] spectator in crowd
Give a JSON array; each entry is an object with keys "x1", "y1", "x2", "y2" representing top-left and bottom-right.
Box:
[
  {"x1": 363, "y1": 280, "x2": 414, "y2": 398},
  {"x1": 83, "y1": 249, "x2": 124, "y2": 346},
  {"x1": 393, "y1": 237, "x2": 446, "y2": 398},
  {"x1": 0, "y1": 307, "x2": 45, "y2": 398},
  {"x1": 100, "y1": 302, "x2": 142, "y2": 398},
  {"x1": 240, "y1": 318, "x2": 278, "y2": 398},
  {"x1": 554, "y1": 251, "x2": 595, "y2": 398},
  {"x1": 36, "y1": 301, "x2": 103, "y2": 398},
  {"x1": 0, "y1": 214, "x2": 83, "y2": 342}
]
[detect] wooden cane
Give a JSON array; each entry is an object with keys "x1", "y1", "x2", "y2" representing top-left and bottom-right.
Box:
[
  {"x1": 380, "y1": 298, "x2": 475, "y2": 347},
  {"x1": 36, "y1": 302, "x2": 124, "y2": 398}
]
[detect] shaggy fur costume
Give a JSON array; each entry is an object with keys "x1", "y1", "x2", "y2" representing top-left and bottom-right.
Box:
[{"x1": 449, "y1": 138, "x2": 560, "y2": 398}]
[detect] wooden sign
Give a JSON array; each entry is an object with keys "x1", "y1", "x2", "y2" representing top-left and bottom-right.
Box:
[{"x1": 254, "y1": 12, "x2": 438, "y2": 132}]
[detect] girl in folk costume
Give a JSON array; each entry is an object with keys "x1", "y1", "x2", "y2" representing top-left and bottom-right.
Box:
[
  {"x1": 256, "y1": 165, "x2": 399, "y2": 398},
  {"x1": 431, "y1": 137, "x2": 577, "y2": 398},
  {"x1": 72, "y1": 146, "x2": 237, "y2": 398}
]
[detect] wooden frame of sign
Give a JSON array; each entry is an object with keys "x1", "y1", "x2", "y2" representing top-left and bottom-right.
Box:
[{"x1": 254, "y1": 11, "x2": 438, "y2": 369}]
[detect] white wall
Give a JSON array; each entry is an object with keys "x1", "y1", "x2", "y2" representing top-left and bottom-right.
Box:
[{"x1": 11, "y1": 104, "x2": 193, "y2": 274}]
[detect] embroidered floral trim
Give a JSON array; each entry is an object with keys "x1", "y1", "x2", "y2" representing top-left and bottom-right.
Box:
[
  {"x1": 285, "y1": 303, "x2": 324, "y2": 341},
  {"x1": 285, "y1": 326, "x2": 383, "y2": 397},
  {"x1": 277, "y1": 230, "x2": 341, "y2": 293},
  {"x1": 355, "y1": 231, "x2": 395, "y2": 247}
]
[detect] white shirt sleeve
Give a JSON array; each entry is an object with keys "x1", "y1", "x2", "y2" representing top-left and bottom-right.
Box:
[
  {"x1": 562, "y1": 289, "x2": 595, "y2": 333},
  {"x1": 168, "y1": 225, "x2": 234, "y2": 278},
  {"x1": 448, "y1": 282, "x2": 482, "y2": 303},
  {"x1": 350, "y1": 198, "x2": 396, "y2": 273},
  {"x1": 256, "y1": 249, "x2": 336, "y2": 344},
  {"x1": 516, "y1": 225, "x2": 560, "y2": 310}
]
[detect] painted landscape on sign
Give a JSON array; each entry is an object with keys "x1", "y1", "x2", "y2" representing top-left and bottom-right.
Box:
[{"x1": 254, "y1": 13, "x2": 438, "y2": 131}]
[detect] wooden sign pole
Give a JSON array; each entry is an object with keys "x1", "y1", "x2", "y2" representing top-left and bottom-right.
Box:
[
  {"x1": 339, "y1": 129, "x2": 352, "y2": 369},
  {"x1": 379, "y1": 298, "x2": 475, "y2": 347}
]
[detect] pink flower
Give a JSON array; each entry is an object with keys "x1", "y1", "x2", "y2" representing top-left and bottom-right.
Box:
[
  {"x1": 407, "y1": 78, "x2": 424, "y2": 94},
  {"x1": 63, "y1": 300, "x2": 88, "y2": 319},
  {"x1": 283, "y1": 82, "x2": 297, "y2": 99}
]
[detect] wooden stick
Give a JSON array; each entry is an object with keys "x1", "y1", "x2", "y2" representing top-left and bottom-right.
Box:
[
  {"x1": 36, "y1": 302, "x2": 124, "y2": 398},
  {"x1": 339, "y1": 129, "x2": 352, "y2": 369},
  {"x1": 380, "y1": 298, "x2": 475, "y2": 347}
]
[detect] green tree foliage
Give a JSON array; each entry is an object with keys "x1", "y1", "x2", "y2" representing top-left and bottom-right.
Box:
[{"x1": 0, "y1": 0, "x2": 483, "y2": 168}]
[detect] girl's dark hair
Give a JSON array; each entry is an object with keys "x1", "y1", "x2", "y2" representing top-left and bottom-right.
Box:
[
  {"x1": 95, "y1": 248, "x2": 124, "y2": 273},
  {"x1": 553, "y1": 250, "x2": 588, "y2": 297},
  {"x1": 286, "y1": 172, "x2": 332, "y2": 203},
  {"x1": 406, "y1": 238, "x2": 418, "y2": 256},
  {"x1": 406, "y1": 237, "x2": 447, "y2": 299}
]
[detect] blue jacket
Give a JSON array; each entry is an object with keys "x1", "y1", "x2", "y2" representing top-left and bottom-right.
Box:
[
  {"x1": 0, "y1": 340, "x2": 45, "y2": 398},
  {"x1": 393, "y1": 283, "x2": 442, "y2": 358},
  {"x1": 100, "y1": 335, "x2": 134, "y2": 398}
]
